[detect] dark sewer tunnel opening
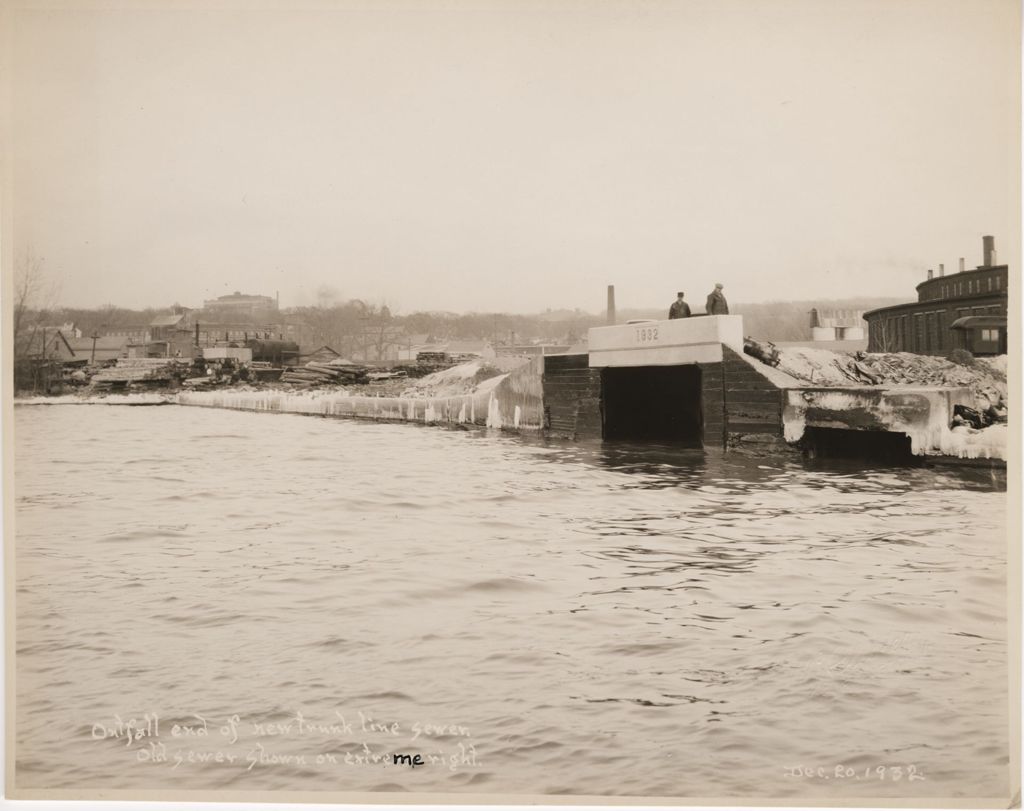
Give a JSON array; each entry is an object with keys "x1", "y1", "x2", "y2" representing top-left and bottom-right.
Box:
[
  {"x1": 801, "y1": 427, "x2": 919, "y2": 465},
  {"x1": 601, "y1": 365, "x2": 703, "y2": 444}
]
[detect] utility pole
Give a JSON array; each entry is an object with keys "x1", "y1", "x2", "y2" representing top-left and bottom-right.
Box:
[
  {"x1": 40, "y1": 327, "x2": 47, "y2": 393},
  {"x1": 90, "y1": 331, "x2": 100, "y2": 364},
  {"x1": 360, "y1": 315, "x2": 370, "y2": 362}
]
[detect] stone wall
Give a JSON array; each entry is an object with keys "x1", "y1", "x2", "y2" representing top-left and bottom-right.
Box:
[
  {"x1": 721, "y1": 346, "x2": 786, "y2": 451},
  {"x1": 698, "y1": 361, "x2": 725, "y2": 448},
  {"x1": 542, "y1": 354, "x2": 603, "y2": 440}
]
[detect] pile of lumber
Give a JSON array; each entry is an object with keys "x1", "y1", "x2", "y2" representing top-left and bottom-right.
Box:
[
  {"x1": 414, "y1": 351, "x2": 481, "y2": 370},
  {"x1": 91, "y1": 358, "x2": 191, "y2": 387},
  {"x1": 280, "y1": 361, "x2": 369, "y2": 387},
  {"x1": 415, "y1": 351, "x2": 451, "y2": 369}
]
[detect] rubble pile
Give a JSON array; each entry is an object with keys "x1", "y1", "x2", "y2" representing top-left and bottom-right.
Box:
[
  {"x1": 745, "y1": 341, "x2": 1007, "y2": 412},
  {"x1": 739, "y1": 339, "x2": 1009, "y2": 460}
]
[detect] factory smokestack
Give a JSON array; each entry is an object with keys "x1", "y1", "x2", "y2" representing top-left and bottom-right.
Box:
[
  {"x1": 606, "y1": 285, "x2": 616, "y2": 326},
  {"x1": 983, "y1": 235, "x2": 995, "y2": 268},
  {"x1": 927, "y1": 269, "x2": 933, "y2": 280},
  {"x1": 938, "y1": 263, "x2": 944, "y2": 277},
  {"x1": 959, "y1": 257, "x2": 965, "y2": 273}
]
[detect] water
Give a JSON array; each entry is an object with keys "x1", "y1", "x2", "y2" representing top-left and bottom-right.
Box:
[{"x1": 13, "y1": 405, "x2": 1010, "y2": 800}]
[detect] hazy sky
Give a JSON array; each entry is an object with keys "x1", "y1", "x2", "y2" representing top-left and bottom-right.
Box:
[{"x1": 8, "y1": 0, "x2": 1021, "y2": 314}]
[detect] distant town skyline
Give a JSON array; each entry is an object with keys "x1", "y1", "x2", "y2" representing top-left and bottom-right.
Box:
[
  {"x1": 22, "y1": 286, "x2": 906, "y2": 317},
  {"x1": 9, "y1": 0, "x2": 1020, "y2": 315}
]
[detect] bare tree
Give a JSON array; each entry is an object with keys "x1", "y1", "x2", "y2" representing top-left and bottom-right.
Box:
[
  {"x1": 13, "y1": 249, "x2": 60, "y2": 361},
  {"x1": 13, "y1": 251, "x2": 42, "y2": 352},
  {"x1": 870, "y1": 317, "x2": 897, "y2": 353},
  {"x1": 358, "y1": 301, "x2": 403, "y2": 362}
]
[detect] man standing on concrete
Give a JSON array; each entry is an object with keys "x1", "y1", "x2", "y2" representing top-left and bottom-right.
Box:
[
  {"x1": 706, "y1": 283, "x2": 729, "y2": 315},
  {"x1": 668, "y1": 292, "x2": 691, "y2": 319}
]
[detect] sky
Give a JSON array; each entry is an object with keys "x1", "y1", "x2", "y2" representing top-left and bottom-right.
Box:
[{"x1": 7, "y1": 0, "x2": 1021, "y2": 315}]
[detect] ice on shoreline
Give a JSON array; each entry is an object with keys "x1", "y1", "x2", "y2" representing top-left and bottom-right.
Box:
[
  {"x1": 15, "y1": 353, "x2": 1007, "y2": 461},
  {"x1": 15, "y1": 393, "x2": 175, "y2": 406}
]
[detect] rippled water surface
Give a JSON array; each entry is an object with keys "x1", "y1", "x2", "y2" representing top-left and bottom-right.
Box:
[{"x1": 13, "y1": 405, "x2": 1010, "y2": 800}]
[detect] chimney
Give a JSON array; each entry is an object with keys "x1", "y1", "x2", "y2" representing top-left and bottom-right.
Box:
[
  {"x1": 938, "y1": 263, "x2": 944, "y2": 277},
  {"x1": 927, "y1": 268, "x2": 933, "y2": 280},
  {"x1": 983, "y1": 235, "x2": 995, "y2": 267},
  {"x1": 959, "y1": 257, "x2": 965, "y2": 273},
  {"x1": 606, "y1": 285, "x2": 616, "y2": 326}
]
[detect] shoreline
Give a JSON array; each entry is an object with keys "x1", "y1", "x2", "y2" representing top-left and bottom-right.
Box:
[
  {"x1": 13, "y1": 346, "x2": 1008, "y2": 464},
  {"x1": 15, "y1": 385, "x2": 1006, "y2": 467}
]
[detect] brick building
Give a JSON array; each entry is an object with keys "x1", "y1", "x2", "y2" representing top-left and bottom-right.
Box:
[{"x1": 863, "y1": 236, "x2": 1008, "y2": 355}]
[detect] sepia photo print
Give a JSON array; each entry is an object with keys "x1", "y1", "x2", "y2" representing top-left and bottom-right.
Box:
[{"x1": 3, "y1": 0, "x2": 1020, "y2": 807}]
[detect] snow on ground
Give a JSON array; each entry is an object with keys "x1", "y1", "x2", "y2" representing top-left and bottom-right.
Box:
[
  {"x1": 938, "y1": 424, "x2": 1007, "y2": 460},
  {"x1": 400, "y1": 357, "x2": 530, "y2": 398},
  {"x1": 15, "y1": 392, "x2": 175, "y2": 406},
  {"x1": 976, "y1": 355, "x2": 1007, "y2": 377},
  {"x1": 772, "y1": 346, "x2": 865, "y2": 386}
]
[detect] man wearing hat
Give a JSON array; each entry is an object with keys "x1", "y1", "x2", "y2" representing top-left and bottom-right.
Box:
[
  {"x1": 668, "y1": 292, "x2": 691, "y2": 319},
  {"x1": 706, "y1": 283, "x2": 729, "y2": 315}
]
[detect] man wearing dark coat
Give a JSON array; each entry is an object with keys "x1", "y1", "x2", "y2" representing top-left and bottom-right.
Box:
[
  {"x1": 706, "y1": 283, "x2": 729, "y2": 315},
  {"x1": 668, "y1": 292, "x2": 691, "y2": 319}
]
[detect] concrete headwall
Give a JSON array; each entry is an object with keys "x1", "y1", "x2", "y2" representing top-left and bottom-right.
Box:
[
  {"x1": 543, "y1": 345, "x2": 788, "y2": 450},
  {"x1": 588, "y1": 315, "x2": 743, "y2": 367},
  {"x1": 177, "y1": 357, "x2": 545, "y2": 431},
  {"x1": 782, "y1": 386, "x2": 978, "y2": 456}
]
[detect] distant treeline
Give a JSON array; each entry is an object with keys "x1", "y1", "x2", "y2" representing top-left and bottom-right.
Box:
[{"x1": 26, "y1": 297, "x2": 903, "y2": 348}]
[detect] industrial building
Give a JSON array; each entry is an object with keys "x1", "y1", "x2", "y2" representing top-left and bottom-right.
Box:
[
  {"x1": 202, "y1": 291, "x2": 279, "y2": 319},
  {"x1": 809, "y1": 309, "x2": 865, "y2": 341},
  {"x1": 863, "y1": 236, "x2": 1008, "y2": 355}
]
